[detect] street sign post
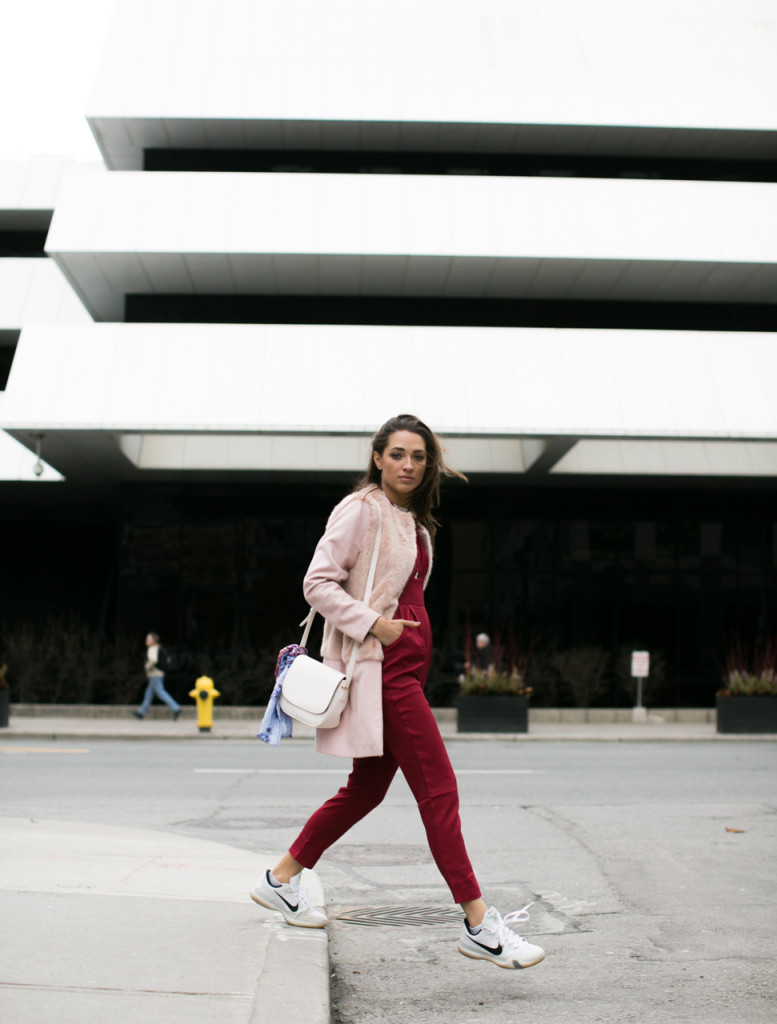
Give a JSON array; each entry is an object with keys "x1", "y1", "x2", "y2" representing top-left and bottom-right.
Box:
[{"x1": 631, "y1": 650, "x2": 650, "y2": 722}]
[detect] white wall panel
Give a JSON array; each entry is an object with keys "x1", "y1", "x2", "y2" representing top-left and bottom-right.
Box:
[
  {"x1": 553, "y1": 440, "x2": 777, "y2": 476},
  {"x1": 0, "y1": 260, "x2": 92, "y2": 327},
  {"x1": 0, "y1": 161, "x2": 102, "y2": 220},
  {"x1": 88, "y1": 0, "x2": 777, "y2": 168},
  {"x1": 120, "y1": 430, "x2": 526, "y2": 475},
  {"x1": 140, "y1": 253, "x2": 193, "y2": 294},
  {"x1": 229, "y1": 255, "x2": 277, "y2": 292},
  {"x1": 48, "y1": 173, "x2": 777, "y2": 264},
  {"x1": 318, "y1": 255, "x2": 363, "y2": 294},
  {"x1": 185, "y1": 254, "x2": 237, "y2": 293},
  {"x1": 44, "y1": 172, "x2": 777, "y2": 319},
  {"x1": 3, "y1": 324, "x2": 777, "y2": 443},
  {"x1": 97, "y1": 254, "x2": 152, "y2": 297}
]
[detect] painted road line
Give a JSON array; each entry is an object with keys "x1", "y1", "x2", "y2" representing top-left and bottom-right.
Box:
[
  {"x1": 0, "y1": 747, "x2": 91, "y2": 755},
  {"x1": 193, "y1": 769, "x2": 347, "y2": 774},
  {"x1": 193, "y1": 768, "x2": 539, "y2": 775}
]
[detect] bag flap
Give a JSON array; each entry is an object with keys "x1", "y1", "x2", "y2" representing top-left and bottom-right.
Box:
[{"x1": 282, "y1": 655, "x2": 347, "y2": 715}]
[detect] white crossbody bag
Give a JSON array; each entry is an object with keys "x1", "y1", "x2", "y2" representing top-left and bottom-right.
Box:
[{"x1": 280, "y1": 505, "x2": 383, "y2": 729}]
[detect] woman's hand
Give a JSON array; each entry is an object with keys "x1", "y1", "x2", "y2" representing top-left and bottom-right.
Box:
[{"x1": 369, "y1": 616, "x2": 420, "y2": 646}]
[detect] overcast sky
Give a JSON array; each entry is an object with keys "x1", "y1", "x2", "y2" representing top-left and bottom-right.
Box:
[{"x1": 1, "y1": 1, "x2": 115, "y2": 162}]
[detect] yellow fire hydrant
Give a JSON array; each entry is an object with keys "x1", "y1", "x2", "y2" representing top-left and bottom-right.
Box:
[{"x1": 189, "y1": 675, "x2": 220, "y2": 732}]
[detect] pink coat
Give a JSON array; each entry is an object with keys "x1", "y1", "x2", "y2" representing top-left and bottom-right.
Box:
[{"x1": 303, "y1": 485, "x2": 432, "y2": 758}]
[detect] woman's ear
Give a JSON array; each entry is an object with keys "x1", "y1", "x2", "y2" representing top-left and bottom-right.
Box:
[{"x1": 373, "y1": 449, "x2": 382, "y2": 472}]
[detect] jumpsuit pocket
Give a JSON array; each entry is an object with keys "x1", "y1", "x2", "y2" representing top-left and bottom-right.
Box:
[
  {"x1": 382, "y1": 631, "x2": 404, "y2": 652},
  {"x1": 383, "y1": 624, "x2": 424, "y2": 656}
]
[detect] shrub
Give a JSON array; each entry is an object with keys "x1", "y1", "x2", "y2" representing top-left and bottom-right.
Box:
[
  {"x1": 552, "y1": 646, "x2": 610, "y2": 708},
  {"x1": 0, "y1": 617, "x2": 282, "y2": 705}
]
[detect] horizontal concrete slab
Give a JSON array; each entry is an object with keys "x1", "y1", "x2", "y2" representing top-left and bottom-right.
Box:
[
  {"x1": 46, "y1": 172, "x2": 777, "y2": 320},
  {"x1": 88, "y1": 0, "x2": 777, "y2": 168},
  {"x1": 2, "y1": 324, "x2": 776, "y2": 445}
]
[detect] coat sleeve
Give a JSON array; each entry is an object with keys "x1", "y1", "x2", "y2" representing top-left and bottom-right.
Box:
[{"x1": 303, "y1": 498, "x2": 380, "y2": 643}]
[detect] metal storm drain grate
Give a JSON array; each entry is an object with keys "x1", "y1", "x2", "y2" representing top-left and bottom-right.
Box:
[{"x1": 335, "y1": 905, "x2": 463, "y2": 927}]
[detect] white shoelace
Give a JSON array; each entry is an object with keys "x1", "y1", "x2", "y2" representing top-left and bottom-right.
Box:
[
  {"x1": 497, "y1": 902, "x2": 535, "y2": 948},
  {"x1": 289, "y1": 882, "x2": 314, "y2": 913}
]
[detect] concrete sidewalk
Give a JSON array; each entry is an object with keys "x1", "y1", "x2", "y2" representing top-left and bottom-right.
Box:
[{"x1": 0, "y1": 816, "x2": 329, "y2": 1024}]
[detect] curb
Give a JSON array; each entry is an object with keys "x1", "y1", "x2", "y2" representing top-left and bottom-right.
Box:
[
  {"x1": 8, "y1": 704, "x2": 718, "y2": 724},
  {"x1": 252, "y1": 918, "x2": 330, "y2": 1024},
  {"x1": 3, "y1": 720, "x2": 773, "y2": 743},
  {"x1": 250, "y1": 869, "x2": 330, "y2": 1024}
]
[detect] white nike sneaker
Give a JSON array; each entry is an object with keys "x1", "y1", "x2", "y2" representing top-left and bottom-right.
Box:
[
  {"x1": 250, "y1": 870, "x2": 328, "y2": 928},
  {"x1": 458, "y1": 904, "x2": 545, "y2": 969}
]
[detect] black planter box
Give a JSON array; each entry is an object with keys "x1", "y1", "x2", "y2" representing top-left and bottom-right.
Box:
[
  {"x1": 0, "y1": 689, "x2": 9, "y2": 728},
  {"x1": 716, "y1": 696, "x2": 777, "y2": 734},
  {"x1": 457, "y1": 695, "x2": 528, "y2": 733}
]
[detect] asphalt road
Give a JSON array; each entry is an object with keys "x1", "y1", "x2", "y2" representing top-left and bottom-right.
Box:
[{"x1": 2, "y1": 737, "x2": 776, "y2": 1023}]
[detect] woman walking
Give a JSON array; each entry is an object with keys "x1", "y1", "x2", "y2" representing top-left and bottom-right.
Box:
[{"x1": 251, "y1": 414, "x2": 545, "y2": 970}]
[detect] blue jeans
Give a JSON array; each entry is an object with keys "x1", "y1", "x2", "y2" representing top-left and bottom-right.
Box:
[{"x1": 138, "y1": 674, "x2": 180, "y2": 715}]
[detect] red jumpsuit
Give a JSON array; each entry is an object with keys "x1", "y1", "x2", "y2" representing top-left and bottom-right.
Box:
[{"x1": 290, "y1": 533, "x2": 481, "y2": 903}]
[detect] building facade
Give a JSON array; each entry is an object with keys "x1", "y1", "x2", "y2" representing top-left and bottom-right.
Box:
[{"x1": 2, "y1": 0, "x2": 776, "y2": 706}]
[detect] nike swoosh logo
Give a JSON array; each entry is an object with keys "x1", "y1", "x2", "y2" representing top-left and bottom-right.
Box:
[
  {"x1": 470, "y1": 937, "x2": 502, "y2": 955},
  {"x1": 277, "y1": 891, "x2": 299, "y2": 913}
]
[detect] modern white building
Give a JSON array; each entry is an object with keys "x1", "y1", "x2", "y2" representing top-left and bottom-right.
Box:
[{"x1": 2, "y1": 0, "x2": 776, "y2": 705}]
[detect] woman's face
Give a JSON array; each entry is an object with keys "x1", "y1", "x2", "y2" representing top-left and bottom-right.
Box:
[{"x1": 373, "y1": 430, "x2": 428, "y2": 507}]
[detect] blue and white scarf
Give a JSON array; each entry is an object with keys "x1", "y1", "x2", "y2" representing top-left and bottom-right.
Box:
[{"x1": 257, "y1": 644, "x2": 306, "y2": 745}]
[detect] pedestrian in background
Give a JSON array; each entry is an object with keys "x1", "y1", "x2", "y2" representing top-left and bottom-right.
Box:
[
  {"x1": 474, "y1": 631, "x2": 493, "y2": 670},
  {"x1": 0, "y1": 652, "x2": 9, "y2": 729},
  {"x1": 463, "y1": 630, "x2": 494, "y2": 679},
  {"x1": 251, "y1": 414, "x2": 545, "y2": 971},
  {"x1": 133, "y1": 632, "x2": 180, "y2": 721}
]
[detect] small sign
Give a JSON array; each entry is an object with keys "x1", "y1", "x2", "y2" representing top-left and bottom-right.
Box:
[{"x1": 631, "y1": 651, "x2": 650, "y2": 677}]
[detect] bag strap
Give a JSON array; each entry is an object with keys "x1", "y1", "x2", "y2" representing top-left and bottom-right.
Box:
[{"x1": 299, "y1": 502, "x2": 384, "y2": 686}]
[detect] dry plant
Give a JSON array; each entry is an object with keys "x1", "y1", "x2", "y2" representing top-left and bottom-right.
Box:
[
  {"x1": 0, "y1": 616, "x2": 288, "y2": 706},
  {"x1": 719, "y1": 641, "x2": 777, "y2": 697},
  {"x1": 552, "y1": 646, "x2": 610, "y2": 707},
  {"x1": 0, "y1": 618, "x2": 138, "y2": 703}
]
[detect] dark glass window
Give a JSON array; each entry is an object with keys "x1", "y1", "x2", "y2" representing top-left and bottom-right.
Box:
[{"x1": 0, "y1": 332, "x2": 19, "y2": 390}]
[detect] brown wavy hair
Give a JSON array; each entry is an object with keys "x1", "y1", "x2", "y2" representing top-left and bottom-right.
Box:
[{"x1": 355, "y1": 414, "x2": 467, "y2": 538}]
